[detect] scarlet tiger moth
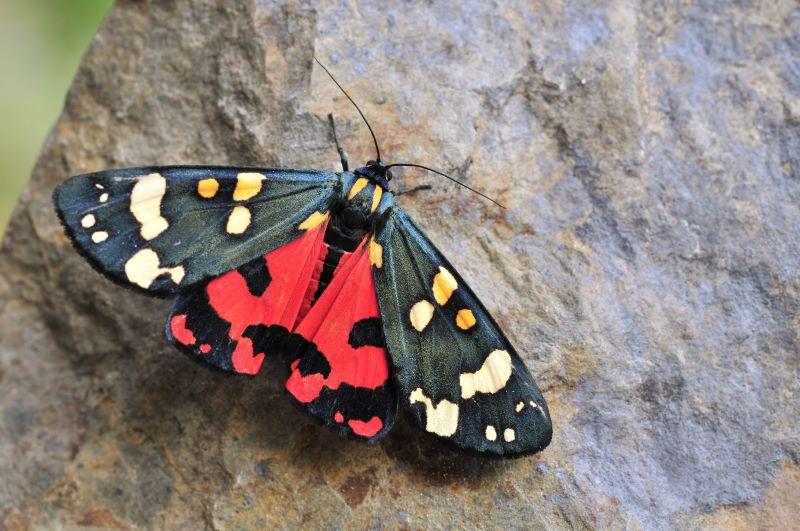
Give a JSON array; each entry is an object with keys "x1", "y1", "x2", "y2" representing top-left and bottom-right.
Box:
[{"x1": 53, "y1": 59, "x2": 552, "y2": 456}]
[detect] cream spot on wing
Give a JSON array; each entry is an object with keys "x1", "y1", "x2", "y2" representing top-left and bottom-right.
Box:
[
  {"x1": 409, "y1": 300, "x2": 434, "y2": 332},
  {"x1": 99, "y1": 193, "x2": 109, "y2": 203},
  {"x1": 226, "y1": 205, "x2": 251, "y2": 235},
  {"x1": 125, "y1": 249, "x2": 184, "y2": 289},
  {"x1": 432, "y1": 266, "x2": 458, "y2": 305},
  {"x1": 171, "y1": 267, "x2": 185, "y2": 285},
  {"x1": 91, "y1": 231, "x2": 108, "y2": 243},
  {"x1": 504, "y1": 428, "x2": 516, "y2": 442},
  {"x1": 371, "y1": 186, "x2": 383, "y2": 213},
  {"x1": 369, "y1": 236, "x2": 383, "y2": 268},
  {"x1": 233, "y1": 172, "x2": 265, "y2": 201},
  {"x1": 81, "y1": 214, "x2": 96, "y2": 228},
  {"x1": 530, "y1": 401, "x2": 540, "y2": 410},
  {"x1": 460, "y1": 349, "x2": 513, "y2": 399},
  {"x1": 456, "y1": 309, "x2": 476, "y2": 330},
  {"x1": 348, "y1": 177, "x2": 369, "y2": 200},
  {"x1": 485, "y1": 425, "x2": 497, "y2": 441},
  {"x1": 516, "y1": 401, "x2": 525, "y2": 413},
  {"x1": 409, "y1": 388, "x2": 459, "y2": 437},
  {"x1": 198, "y1": 178, "x2": 219, "y2": 199},
  {"x1": 95, "y1": 183, "x2": 104, "y2": 189},
  {"x1": 130, "y1": 173, "x2": 168, "y2": 240},
  {"x1": 298, "y1": 210, "x2": 329, "y2": 231}
]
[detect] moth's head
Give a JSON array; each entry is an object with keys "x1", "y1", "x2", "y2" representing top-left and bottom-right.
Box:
[
  {"x1": 315, "y1": 56, "x2": 502, "y2": 209},
  {"x1": 354, "y1": 160, "x2": 392, "y2": 189}
]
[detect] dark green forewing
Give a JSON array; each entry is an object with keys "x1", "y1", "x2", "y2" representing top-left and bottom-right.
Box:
[
  {"x1": 373, "y1": 208, "x2": 552, "y2": 456},
  {"x1": 54, "y1": 166, "x2": 341, "y2": 294}
]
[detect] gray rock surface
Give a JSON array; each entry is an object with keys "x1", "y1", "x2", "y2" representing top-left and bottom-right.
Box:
[{"x1": 1, "y1": 1, "x2": 799, "y2": 529}]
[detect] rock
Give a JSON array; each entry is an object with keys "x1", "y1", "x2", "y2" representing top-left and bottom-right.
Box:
[{"x1": 1, "y1": 0, "x2": 798, "y2": 528}]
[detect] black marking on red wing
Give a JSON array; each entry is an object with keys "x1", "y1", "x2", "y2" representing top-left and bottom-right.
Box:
[
  {"x1": 305, "y1": 384, "x2": 396, "y2": 442},
  {"x1": 283, "y1": 334, "x2": 395, "y2": 442},
  {"x1": 237, "y1": 256, "x2": 271, "y2": 296},
  {"x1": 348, "y1": 317, "x2": 385, "y2": 349},
  {"x1": 286, "y1": 338, "x2": 332, "y2": 378},
  {"x1": 166, "y1": 283, "x2": 238, "y2": 372}
]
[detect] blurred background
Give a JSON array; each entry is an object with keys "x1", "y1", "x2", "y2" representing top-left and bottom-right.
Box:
[{"x1": 0, "y1": 1, "x2": 112, "y2": 233}]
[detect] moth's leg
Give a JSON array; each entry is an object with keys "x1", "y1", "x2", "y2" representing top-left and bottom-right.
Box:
[
  {"x1": 394, "y1": 184, "x2": 433, "y2": 196},
  {"x1": 327, "y1": 113, "x2": 349, "y2": 172}
]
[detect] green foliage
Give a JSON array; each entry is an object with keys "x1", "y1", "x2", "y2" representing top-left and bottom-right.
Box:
[{"x1": 0, "y1": 0, "x2": 112, "y2": 233}]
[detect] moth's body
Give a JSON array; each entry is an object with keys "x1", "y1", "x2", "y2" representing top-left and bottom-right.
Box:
[{"x1": 304, "y1": 172, "x2": 388, "y2": 321}]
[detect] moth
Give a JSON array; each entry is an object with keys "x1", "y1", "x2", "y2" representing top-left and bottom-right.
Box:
[{"x1": 53, "y1": 59, "x2": 552, "y2": 456}]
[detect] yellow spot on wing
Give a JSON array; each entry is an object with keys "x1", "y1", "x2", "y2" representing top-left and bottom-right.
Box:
[
  {"x1": 456, "y1": 309, "x2": 476, "y2": 330},
  {"x1": 348, "y1": 177, "x2": 369, "y2": 199},
  {"x1": 432, "y1": 266, "x2": 458, "y2": 305},
  {"x1": 459, "y1": 349, "x2": 513, "y2": 399},
  {"x1": 99, "y1": 193, "x2": 109, "y2": 203},
  {"x1": 130, "y1": 173, "x2": 168, "y2": 240},
  {"x1": 485, "y1": 425, "x2": 497, "y2": 441},
  {"x1": 226, "y1": 206, "x2": 252, "y2": 234},
  {"x1": 409, "y1": 388, "x2": 459, "y2": 437},
  {"x1": 125, "y1": 249, "x2": 184, "y2": 289},
  {"x1": 299, "y1": 210, "x2": 329, "y2": 231},
  {"x1": 198, "y1": 178, "x2": 219, "y2": 198},
  {"x1": 409, "y1": 300, "x2": 434, "y2": 332},
  {"x1": 81, "y1": 214, "x2": 96, "y2": 228},
  {"x1": 369, "y1": 236, "x2": 383, "y2": 268},
  {"x1": 92, "y1": 231, "x2": 108, "y2": 243},
  {"x1": 503, "y1": 428, "x2": 516, "y2": 442},
  {"x1": 233, "y1": 172, "x2": 265, "y2": 201},
  {"x1": 516, "y1": 401, "x2": 525, "y2": 413},
  {"x1": 371, "y1": 186, "x2": 383, "y2": 213}
]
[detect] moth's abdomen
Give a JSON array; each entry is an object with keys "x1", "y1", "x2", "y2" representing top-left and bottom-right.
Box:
[{"x1": 298, "y1": 241, "x2": 351, "y2": 323}]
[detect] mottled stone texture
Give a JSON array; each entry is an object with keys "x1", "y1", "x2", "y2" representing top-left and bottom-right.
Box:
[{"x1": 1, "y1": 0, "x2": 798, "y2": 529}]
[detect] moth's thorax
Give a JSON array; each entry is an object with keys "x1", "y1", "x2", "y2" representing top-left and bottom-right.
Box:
[
  {"x1": 324, "y1": 173, "x2": 390, "y2": 253},
  {"x1": 338, "y1": 173, "x2": 394, "y2": 224}
]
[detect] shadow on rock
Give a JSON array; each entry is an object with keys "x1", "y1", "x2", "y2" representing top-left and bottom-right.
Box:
[{"x1": 383, "y1": 415, "x2": 507, "y2": 489}]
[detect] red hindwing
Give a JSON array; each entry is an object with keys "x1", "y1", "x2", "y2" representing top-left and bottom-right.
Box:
[
  {"x1": 285, "y1": 242, "x2": 392, "y2": 438},
  {"x1": 167, "y1": 222, "x2": 396, "y2": 440}
]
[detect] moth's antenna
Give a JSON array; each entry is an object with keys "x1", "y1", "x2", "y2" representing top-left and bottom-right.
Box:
[
  {"x1": 313, "y1": 57, "x2": 503, "y2": 209},
  {"x1": 327, "y1": 113, "x2": 349, "y2": 171},
  {"x1": 385, "y1": 163, "x2": 506, "y2": 209},
  {"x1": 314, "y1": 56, "x2": 382, "y2": 163}
]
